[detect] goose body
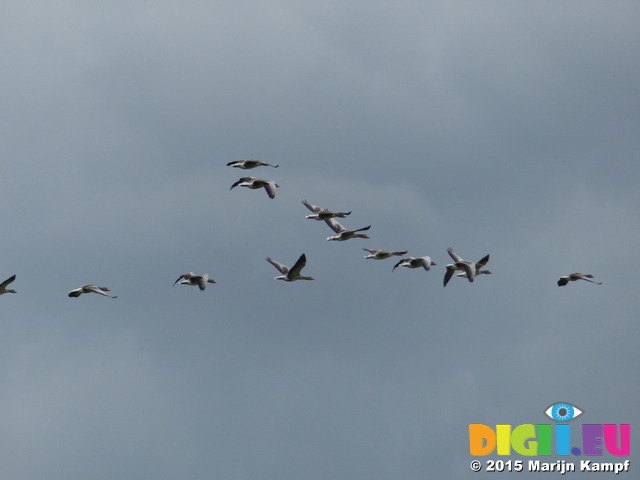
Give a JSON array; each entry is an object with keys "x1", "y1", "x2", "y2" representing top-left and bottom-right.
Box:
[
  {"x1": 227, "y1": 160, "x2": 279, "y2": 169},
  {"x1": 173, "y1": 272, "x2": 217, "y2": 291},
  {"x1": 443, "y1": 248, "x2": 490, "y2": 286},
  {"x1": 363, "y1": 248, "x2": 408, "y2": 260},
  {"x1": 302, "y1": 200, "x2": 351, "y2": 221},
  {"x1": 325, "y1": 218, "x2": 371, "y2": 241},
  {"x1": 266, "y1": 254, "x2": 314, "y2": 281},
  {"x1": 557, "y1": 273, "x2": 601, "y2": 287},
  {"x1": 69, "y1": 284, "x2": 117, "y2": 298},
  {"x1": 392, "y1": 256, "x2": 435, "y2": 271},
  {"x1": 0, "y1": 274, "x2": 17, "y2": 295},
  {"x1": 230, "y1": 177, "x2": 279, "y2": 199}
]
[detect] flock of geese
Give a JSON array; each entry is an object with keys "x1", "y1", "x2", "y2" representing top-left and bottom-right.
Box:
[{"x1": 0, "y1": 160, "x2": 602, "y2": 298}]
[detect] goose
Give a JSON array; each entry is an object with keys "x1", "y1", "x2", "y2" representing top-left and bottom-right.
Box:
[
  {"x1": 266, "y1": 253, "x2": 314, "y2": 281},
  {"x1": 230, "y1": 177, "x2": 279, "y2": 199},
  {"x1": 325, "y1": 218, "x2": 371, "y2": 241},
  {"x1": 364, "y1": 248, "x2": 409, "y2": 260},
  {"x1": 0, "y1": 274, "x2": 17, "y2": 295},
  {"x1": 443, "y1": 248, "x2": 490, "y2": 286},
  {"x1": 68, "y1": 284, "x2": 117, "y2": 298},
  {"x1": 227, "y1": 160, "x2": 279, "y2": 169},
  {"x1": 302, "y1": 200, "x2": 351, "y2": 221},
  {"x1": 173, "y1": 273, "x2": 217, "y2": 291},
  {"x1": 392, "y1": 256, "x2": 435, "y2": 271},
  {"x1": 557, "y1": 273, "x2": 601, "y2": 287}
]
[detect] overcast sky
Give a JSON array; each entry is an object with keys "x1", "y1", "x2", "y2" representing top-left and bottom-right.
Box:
[{"x1": 0, "y1": 1, "x2": 638, "y2": 478}]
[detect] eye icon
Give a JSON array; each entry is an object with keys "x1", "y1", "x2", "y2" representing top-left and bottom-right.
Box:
[{"x1": 544, "y1": 402, "x2": 584, "y2": 422}]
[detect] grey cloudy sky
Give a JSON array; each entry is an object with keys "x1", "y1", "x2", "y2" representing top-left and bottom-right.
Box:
[{"x1": 0, "y1": 1, "x2": 638, "y2": 478}]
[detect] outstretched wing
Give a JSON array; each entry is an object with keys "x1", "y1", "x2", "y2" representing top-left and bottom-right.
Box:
[
  {"x1": 302, "y1": 200, "x2": 323, "y2": 213},
  {"x1": 266, "y1": 257, "x2": 288, "y2": 275},
  {"x1": 476, "y1": 254, "x2": 490, "y2": 268},
  {"x1": 288, "y1": 254, "x2": 307, "y2": 278},
  {"x1": 325, "y1": 218, "x2": 345, "y2": 234},
  {"x1": 0, "y1": 274, "x2": 16, "y2": 288},
  {"x1": 447, "y1": 248, "x2": 462, "y2": 262}
]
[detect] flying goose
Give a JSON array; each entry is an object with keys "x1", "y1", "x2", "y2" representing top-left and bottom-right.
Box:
[
  {"x1": 266, "y1": 253, "x2": 314, "y2": 281},
  {"x1": 364, "y1": 248, "x2": 409, "y2": 260},
  {"x1": 302, "y1": 200, "x2": 351, "y2": 221},
  {"x1": 325, "y1": 218, "x2": 371, "y2": 241},
  {"x1": 230, "y1": 177, "x2": 279, "y2": 199},
  {"x1": 0, "y1": 275, "x2": 17, "y2": 295},
  {"x1": 557, "y1": 273, "x2": 601, "y2": 287},
  {"x1": 68, "y1": 284, "x2": 117, "y2": 298},
  {"x1": 443, "y1": 248, "x2": 490, "y2": 286},
  {"x1": 227, "y1": 160, "x2": 279, "y2": 169},
  {"x1": 392, "y1": 256, "x2": 435, "y2": 271},
  {"x1": 173, "y1": 273, "x2": 217, "y2": 291}
]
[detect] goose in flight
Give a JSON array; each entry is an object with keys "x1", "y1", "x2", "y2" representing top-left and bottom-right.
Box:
[
  {"x1": 230, "y1": 177, "x2": 279, "y2": 199},
  {"x1": 266, "y1": 253, "x2": 314, "y2": 281},
  {"x1": 227, "y1": 160, "x2": 279, "y2": 169},
  {"x1": 557, "y1": 273, "x2": 601, "y2": 287},
  {"x1": 392, "y1": 256, "x2": 435, "y2": 271},
  {"x1": 302, "y1": 200, "x2": 351, "y2": 221},
  {"x1": 443, "y1": 248, "x2": 490, "y2": 286},
  {"x1": 173, "y1": 273, "x2": 217, "y2": 291},
  {"x1": 325, "y1": 218, "x2": 371, "y2": 241},
  {"x1": 0, "y1": 274, "x2": 17, "y2": 295},
  {"x1": 68, "y1": 284, "x2": 117, "y2": 298},
  {"x1": 364, "y1": 248, "x2": 408, "y2": 260}
]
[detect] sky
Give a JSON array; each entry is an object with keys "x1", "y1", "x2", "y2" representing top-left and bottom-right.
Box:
[{"x1": 0, "y1": 1, "x2": 638, "y2": 478}]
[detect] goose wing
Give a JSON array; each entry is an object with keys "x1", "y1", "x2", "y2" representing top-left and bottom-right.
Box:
[
  {"x1": 263, "y1": 180, "x2": 277, "y2": 199},
  {"x1": 302, "y1": 200, "x2": 323, "y2": 213},
  {"x1": 288, "y1": 254, "x2": 307, "y2": 278},
  {"x1": 475, "y1": 254, "x2": 490, "y2": 268},
  {"x1": 392, "y1": 257, "x2": 411, "y2": 271},
  {"x1": 443, "y1": 265, "x2": 457, "y2": 287},
  {"x1": 325, "y1": 218, "x2": 345, "y2": 234},
  {"x1": 266, "y1": 257, "x2": 289, "y2": 275},
  {"x1": 0, "y1": 275, "x2": 16, "y2": 289},
  {"x1": 230, "y1": 177, "x2": 255, "y2": 190},
  {"x1": 417, "y1": 257, "x2": 432, "y2": 271},
  {"x1": 447, "y1": 248, "x2": 462, "y2": 262},
  {"x1": 173, "y1": 272, "x2": 193, "y2": 286}
]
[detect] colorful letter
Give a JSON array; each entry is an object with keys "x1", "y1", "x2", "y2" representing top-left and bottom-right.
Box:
[
  {"x1": 537, "y1": 424, "x2": 552, "y2": 455},
  {"x1": 604, "y1": 424, "x2": 630, "y2": 456},
  {"x1": 556, "y1": 424, "x2": 571, "y2": 455},
  {"x1": 469, "y1": 424, "x2": 496, "y2": 456},
  {"x1": 497, "y1": 424, "x2": 511, "y2": 455},
  {"x1": 582, "y1": 424, "x2": 604, "y2": 456},
  {"x1": 511, "y1": 424, "x2": 537, "y2": 455}
]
